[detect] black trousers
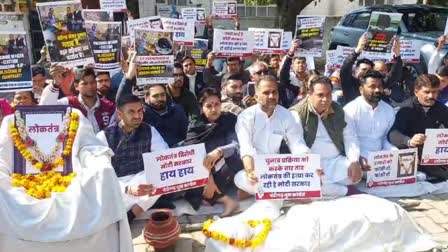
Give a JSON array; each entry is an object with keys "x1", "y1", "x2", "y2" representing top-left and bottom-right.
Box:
[{"x1": 419, "y1": 165, "x2": 448, "y2": 183}]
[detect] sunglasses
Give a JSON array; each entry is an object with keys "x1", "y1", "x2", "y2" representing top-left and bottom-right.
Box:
[{"x1": 254, "y1": 69, "x2": 269, "y2": 75}]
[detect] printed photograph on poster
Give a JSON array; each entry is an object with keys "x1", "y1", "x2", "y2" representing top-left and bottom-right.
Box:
[
  {"x1": 85, "y1": 21, "x2": 121, "y2": 70},
  {"x1": 421, "y1": 129, "x2": 448, "y2": 166},
  {"x1": 186, "y1": 39, "x2": 208, "y2": 72},
  {"x1": 295, "y1": 15, "x2": 325, "y2": 57},
  {"x1": 212, "y1": 1, "x2": 238, "y2": 20},
  {"x1": 268, "y1": 32, "x2": 281, "y2": 49},
  {"x1": 143, "y1": 144, "x2": 208, "y2": 196},
  {"x1": 365, "y1": 12, "x2": 402, "y2": 57},
  {"x1": 366, "y1": 148, "x2": 417, "y2": 188},
  {"x1": 134, "y1": 28, "x2": 174, "y2": 85},
  {"x1": 36, "y1": 1, "x2": 94, "y2": 67},
  {"x1": 254, "y1": 154, "x2": 321, "y2": 200},
  {"x1": 121, "y1": 35, "x2": 131, "y2": 61},
  {"x1": 0, "y1": 31, "x2": 32, "y2": 92},
  {"x1": 212, "y1": 29, "x2": 254, "y2": 57}
]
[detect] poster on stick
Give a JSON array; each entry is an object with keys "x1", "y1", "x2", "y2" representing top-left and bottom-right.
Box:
[
  {"x1": 249, "y1": 28, "x2": 283, "y2": 54},
  {"x1": 181, "y1": 7, "x2": 207, "y2": 24},
  {"x1": 85, "y1": 21, "x2": 121, "y2": 70},
  {"x1": 143, "y1": 144, "x2": 208, "y2": 195},
  {"x1": 0, "y1": 31, "x2": 32, "y2": 92},
  {"x1": 364, "y1": 12, "x2": 402, "y2": 59},
  {"x1": 36, "y1": 1, "x2": 94, "y2": 67},
  {"x1": 366, "y1": 148, "x2": 418, "y2": 188},
  {"x1": 212, "y1": 29, "x2": 254, "y2": 57},
  {"x1": 187, "y1": 39, "x2": 208, "y2": 72},
  {"x1": 295, "y1": 16, "x2": 325, "y2": 57},
  {"x1": 161, "y1": 18, "x2": 195, "y2": 46},
  {"x1": 134, "y1": 28, "x2": 174, "y2": 85},
  {"x1": 212, "y1": 0, "x2": 237, "y2": 19},
  {"x1": 421, "y1": 129, "x2": 448, "y2": 166},
  {"x1": 254, "y1": 154, "x2": 321, "y2": 200}
]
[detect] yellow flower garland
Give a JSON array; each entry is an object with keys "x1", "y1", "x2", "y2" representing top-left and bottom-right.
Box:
[
  {"x1": 202, "y1": 218, "x2": 272, "y2": 248},
  {"x1": 9, "y1": 112, "x2": 79, "y2": 170},
  {"x1": 11, "y1": 170, "x2": 76, "y2": 199}
]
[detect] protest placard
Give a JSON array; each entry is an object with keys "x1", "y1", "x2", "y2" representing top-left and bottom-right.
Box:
[
  {"x1": 82, "y1": 9, "x2": 114, "y2": 21},
  {"x1": 254, "y1": 154, "x2": 321, "y2": 200},
  {"x1": 213, "y1": 29, "x2": 254, "y2": 57},
  {"x1": 295, "y1": 15, "x2": 325, "y2": 57},
  {"x1": 212, "y1": 0, "x2": 237, "y2": 19},
  {"x1": 99, "y1": 0, "x2": 126, "y2": 11},
  {"x1": 364, "y1": 12, "x2": 402, "y2": 59},
  {"x1": 366, "y1": 148, "x2": 417, "y2": 188},
  {"x1": 36, "y1": 1, "x2": 94, "y2": 67},
  {"x1": 181, "y1": 7, "x2": 207, "y2": 24},
  {"x1": 156, "y1": 4, "x2": 173, "y2": 18},
  {"x1": 249, "y1": 28, "x2": 284, "y2": 54},
  {"x1": 421, "y1": 129, "x2": 448, "y2": 166},
  {"x1": 399, "y1": 39, "x2": 420, "y2": 63},
  {"x1": 282, "y1": 31, "x2": 292, "y2": 52},
  {"x1": 161, "y1": 18, "x2": 195, "y2": 46},
  {"x1": 127, "y1": 16, "x2": 163, "y2": 39},
  {"x1": 134, "y1": 28, "x2": 174, "y2": 85},
  {"x1": 0, "y1": 31, "x2": 32, "y2": 92},
  {"x1": 143, "y1": 144, "x2": 208, "y2": 195},
  {"x1": 324, "y1": 50, "x2": 338, "y2": 77},
  {"x1": 85, "y1": 21, "x2": 121, "y2": 70},
  {"x1": 186, "y1": 39, "x2": 208, "y2": 72},
  {"x1": 13, "y1": 106, "x2": 73, "y2": 175}
]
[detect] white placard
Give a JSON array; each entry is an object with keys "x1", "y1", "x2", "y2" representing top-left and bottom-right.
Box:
[
  {"x1": 399, "y1": 39, "x2": 420, "y2": 63},
  {"x1": 421, "y1": 129, "x2": 448, "y2": 166},
  {"x1": 127, "y1": 16, "x2": 163, "y2": 38},
  {"x1": 254, "y1": 154, "x2": 321, "y2": 200},
  {"x1": 181, "y1": 7, "x2": 207, "y2": 24},
  {"x1": 161, "y1": 17, "x2": 195, "y2": 46},
  {"x1": 99, "y1": 0, "x2": 126, "y2": 11},
  {"x1": 282, "y1": 31, "x2": 292, "y2": 51},
  {"x1": 212, "y1": 29, "x2": 254, "y2": 57},
  {"x1": 212, "y1": 0, "x2": 237, "y2": 19},
  {"x1": 249, "y1": 28, "x2": 284, "y2": 54},
  {"x1": 143, "y1": 144, "x2": 208, "y2": 195}
]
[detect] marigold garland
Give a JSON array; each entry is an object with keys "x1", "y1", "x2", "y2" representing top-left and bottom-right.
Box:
[
  {"x1": 11, "y1": 170, "x2": 76, "y2": 199},
  {"x1": 202, "y1": 218, "x2": 272, "y2": 248},
  {"x1": 9, "y1": 111, "x2": 79, "y2": 171}
]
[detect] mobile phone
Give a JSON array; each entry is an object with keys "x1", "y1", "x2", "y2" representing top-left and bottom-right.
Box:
[{"x1": 248, "y1": 82, "x2": 255, "y2": 97}]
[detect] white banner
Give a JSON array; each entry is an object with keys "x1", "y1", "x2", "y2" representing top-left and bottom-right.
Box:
[
  {"x1": 366, "y1": 148, "x2": 418, "y2": 188},
  {"x1": 213, "y1": 29, "x2": 254, "y2": 57},
  {"x1": 249, "y1": 28, "x2": 284, "y2": 54},
  {"x1": 254, "y1": 154, "x2": 321, "y2": 200},
  {"x1": 143, "y1": 144, "x2": 208, "y2": 195},
  {"x1": 421, "y1": 129, "x2": 448, "y2": 166},
  {"x1": 161, "y1": 17, "x2": 195, "y2": 46}
]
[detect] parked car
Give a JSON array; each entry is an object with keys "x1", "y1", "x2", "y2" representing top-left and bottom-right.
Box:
[{"x1": 329, "y1": 4, "x2": 448, "y2": 77}]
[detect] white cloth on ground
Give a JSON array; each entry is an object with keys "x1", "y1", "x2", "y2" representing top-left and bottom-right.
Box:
[
  {"x1": 205, "y1": 194, "x2": 436, "y2": 252},
  {"x1": 0, "y1": 110, "x2": 132, "y2": 252},
  {"x1": 344, "y1": 96, "x2": 397, "y2": 158}
]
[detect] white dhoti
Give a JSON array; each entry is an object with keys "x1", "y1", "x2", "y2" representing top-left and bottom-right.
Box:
[{"x1": 118, "y1": 171, "x2": 161, "y2": 211}]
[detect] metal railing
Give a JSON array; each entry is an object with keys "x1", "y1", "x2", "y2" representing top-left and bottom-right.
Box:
[{"x1": 236, "y1": 4, "x2": 277, "y2": 17}]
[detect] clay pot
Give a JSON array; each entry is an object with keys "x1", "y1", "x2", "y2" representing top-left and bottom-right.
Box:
[{"x1": 143, "y1": 209, "x2": 180, "y2": 249}]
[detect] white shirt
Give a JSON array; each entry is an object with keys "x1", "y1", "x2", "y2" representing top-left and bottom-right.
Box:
[
  {"x1": 186, "y1": 72, "x2": 197, "y2": 96},
  {"x1": 291, "y1": 107, "x2": 360, "y2": 163},
  {"x1": 344, "y1": 96, "x2": 396, "y2": 158},
  {"x1": 39, "y1": 84, "x2": 114, "y2": 133},
  {"x1": 236, "y1": 104, "x2": 309, "y2": 157}
]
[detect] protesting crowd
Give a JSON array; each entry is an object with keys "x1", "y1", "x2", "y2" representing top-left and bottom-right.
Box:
[{"x1": 0, "y1": 0, "x2": 448, "y2": 251}]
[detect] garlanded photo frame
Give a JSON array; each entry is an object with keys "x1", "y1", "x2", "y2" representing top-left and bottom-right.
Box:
[{"x1": 13, "y1": 105, "x2": 73, "y2": 175}]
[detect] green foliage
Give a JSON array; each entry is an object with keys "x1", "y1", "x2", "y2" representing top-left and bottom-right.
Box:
[{"x1": 243, "y1": 0, "x2": 276, "y2": 6}]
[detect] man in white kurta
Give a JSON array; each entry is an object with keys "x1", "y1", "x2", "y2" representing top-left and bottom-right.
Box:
[
  {"x1": 290, "y1": 77, "x2": 361, "y2": 198},
  {"x1": 343, "y1": 70, "x2": 397, "y2": 169},
  {"x1": 0, "y1": 108, "x2": 132, "y2": 252},
  {"x1": 96, "y1": 94, "x2": 170, "y2": 221},
  {"x1": 234, "y1": 76, "x2": 309, "y2": 195}
]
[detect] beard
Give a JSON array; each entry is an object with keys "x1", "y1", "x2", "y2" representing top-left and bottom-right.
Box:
[{"x1": 151, "y1": 101, "x2": 166, "y2": 111}]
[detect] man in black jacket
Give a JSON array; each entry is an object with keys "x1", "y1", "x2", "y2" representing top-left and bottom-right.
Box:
[
  {"x1": 389, "y1": 74, "x2": 448, "y2": 182},
  {"x1": 340, "y1": 32, "x2": 402, "y2": 105}
]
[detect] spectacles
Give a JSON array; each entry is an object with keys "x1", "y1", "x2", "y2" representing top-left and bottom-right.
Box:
[{"x1": 254, "y1": 69, "x2": 268, "y2": 75}]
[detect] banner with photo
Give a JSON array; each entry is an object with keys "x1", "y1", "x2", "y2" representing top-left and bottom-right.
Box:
[
  {"x1": 364, "y1": 12, "x2": 402, "y2": 59},
  {"x1": 134, "y1": 28, "x2": 174, "y2": 85},
  {"x1": 366, "y1": 148, "x2": 418, "y2": 188},
  {"x1": 181, "y1": 7, "x2": 207, "y2": 25},
  {"x1": 212, "y1": 0, "x2": 237, "y2": 19},
  {"x1": 36, "y1": 1, "x2": 94, "y2": 67},
  {"x1": 161, "y1": 18, "x2": 195, "y2": 46},
  {"x1": 254, "y1": 154, "x2": 321, "y2": 200},
  {"x1": 99, "y1": 0, "x2": 127, "y2": 11},
  {"x1": 295, "y1": 15, "x2": 325, "y2": 57},
  {"x1": 249, "y1": 28, "x2": 284, "y2": 54},
  {"x1": 143, "y1": 144, "x2": 208, "y2": 196},
  {"x1": 421, "y1": 129, "x2": 448, "y2": 166},
  {"x1": 0, "y1": 31, "x2": 32, "y2": 92},
  {"x1": 212, "y1": 29, "x2": 254, "y2": 57},
  {"x1": 85, "y1": 21, "x2": 121, "y2": 70}
]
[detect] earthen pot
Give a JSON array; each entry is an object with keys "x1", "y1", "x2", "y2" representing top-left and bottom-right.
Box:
[{"x1": 143, "y1": 209, "x2": 180, "y2": 249}]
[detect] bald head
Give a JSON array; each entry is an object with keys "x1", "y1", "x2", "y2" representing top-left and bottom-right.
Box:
[{"x1": 373, "y1": 61, "x2": 388, "y2": 76}]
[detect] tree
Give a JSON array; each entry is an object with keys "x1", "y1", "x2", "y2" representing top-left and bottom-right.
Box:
[{"x1": 274, "y1": 0, "x2": 315, "y2": 32}]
